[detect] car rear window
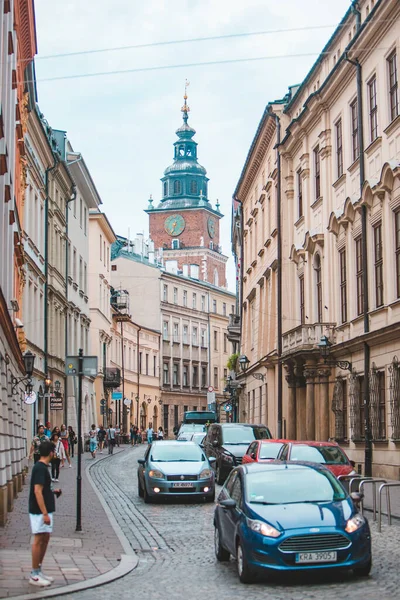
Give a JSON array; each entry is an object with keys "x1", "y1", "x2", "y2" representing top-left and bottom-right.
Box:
[
  {"x1": 151, "y1": 445, "x2": 205, "y2": 462},
  {"x1": 259, "y1": 442, "x2": 284, "y2": 459},
  {"x1": 290, "y1": 445, "x2": 349, "y2": 465},
  {"x1": 222, "y1": 426, "x2": 271, "y2": 444}
]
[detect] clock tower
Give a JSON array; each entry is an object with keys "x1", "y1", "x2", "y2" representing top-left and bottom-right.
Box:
[{"x1": 146, "y1": 87, "x2": 227, "y2": 288}]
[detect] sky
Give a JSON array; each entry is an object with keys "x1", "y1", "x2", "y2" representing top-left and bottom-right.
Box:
[{"x1": 33, "y1": 0, "x2": 352, "y2": 291}]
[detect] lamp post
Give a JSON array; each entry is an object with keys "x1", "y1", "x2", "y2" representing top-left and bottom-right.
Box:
[
  {"x1": 238, "y1": 355, "x2": 265, "y2": 381},
  {"x1": 12, "y1": 351, "x2": 36, "y2": 395},
  {"x1": 44, "y1": 375, "x2": 51, "y2": 423},
  {"x1": 135, "y1": 395, "x2": 139, "y2": 427},
  {"x1": 317, "y1": 336, "x2": 352, "y2": 372}
]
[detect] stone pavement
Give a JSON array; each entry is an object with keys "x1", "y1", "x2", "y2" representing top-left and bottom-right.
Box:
[{"x1": 0, "y1": 445, "x2": 136, "y2": 599}]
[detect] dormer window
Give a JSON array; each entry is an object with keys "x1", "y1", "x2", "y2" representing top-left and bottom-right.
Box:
[
  {"x1": 190, "y1": 180, "x2": 197, "y2": 194},
  {"x1": 172, "y1": 239, "x2": 180, "y2": 249},
  {"x1": 173, "y1": 180, "x2": 181, "y2": 195},
  {"x1": 163, "y1": 182, "x2": 168, "y2": 197},
  {"x1": 186, "y1": 147, "x2": 192, "y2": 157}
]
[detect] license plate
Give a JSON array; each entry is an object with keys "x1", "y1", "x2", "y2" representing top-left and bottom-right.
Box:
[
  {"x1": 172, "y1": 482, "x2": 194, "y2": 488},
  {"x1": 296, "y1": 551, "x2": 337, "y2": 564}
]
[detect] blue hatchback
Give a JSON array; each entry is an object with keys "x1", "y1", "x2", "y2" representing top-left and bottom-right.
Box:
[{"x1": 214, "y1": 462, "x2": 371, "y2": 583}]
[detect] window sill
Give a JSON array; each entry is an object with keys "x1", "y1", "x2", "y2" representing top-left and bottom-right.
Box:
[
  {"x1": 311, "y1": 197, "x2": 323, "y2": 210},
  {"x1": 294, "y1": 216, "x2": 304, "y2": 228},
  {"x1": 364, "y1": 136, "x2": 382, "y2": 157},
  {"x1": 383, "y1": 114, "x2": 400, "y2": 137},
  {"x1": 332, "y1": 173, "x2": 346, "y2": 190},
  {"x1": 347, "y1": 157, "x2": 360, "y2": 175},
  {"x1": 257, "y1": 248, "x2": 264, "y2": 257}
]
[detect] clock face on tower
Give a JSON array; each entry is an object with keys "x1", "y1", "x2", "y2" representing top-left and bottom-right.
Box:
[
  {"x1": 207, "y1": 216, "x2": 216, "y2": 239},
  {"x1": 165, "y1": 214, "x2": 185, "y2": 236}
]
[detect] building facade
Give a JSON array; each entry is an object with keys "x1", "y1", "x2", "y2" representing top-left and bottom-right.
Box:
[{"x1": 232, "y1": 0, "x2": 400, "y2": 478}]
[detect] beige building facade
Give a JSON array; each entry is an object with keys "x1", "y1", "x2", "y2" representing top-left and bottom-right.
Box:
[{"x1": 233, "y1": 0, "x2": 400, "y2": 478}]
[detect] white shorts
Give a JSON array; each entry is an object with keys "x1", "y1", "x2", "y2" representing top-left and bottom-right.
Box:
[{"x1": 29, "y1": 513, "x2": 54, "y2": 534}]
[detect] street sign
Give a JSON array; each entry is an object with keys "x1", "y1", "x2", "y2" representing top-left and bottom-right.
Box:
[
  {"x1": 50, "y1": 394, "x2": 63, "y2": 411},
  {"x1": 123, "y1": 397, "x2": 131, "y2": 407},
  {"x1": 100, "y1": 398, "x2": 106, "y2": 406},
  {"x1": 207, "y1": 386, "x2": 214, "y2": 393},
  {"x1": 24, "y1": 391, "x2": 37, "y2": 405},
  {"x1": 224, "y1": 404, "x2": 232, "y2": 412},
  {"x1": 112, "y1": 391, "x2": 123, "y2": 401},
  {"x1": 66, "y1": 356, "x2": 98, "y2": 377}
]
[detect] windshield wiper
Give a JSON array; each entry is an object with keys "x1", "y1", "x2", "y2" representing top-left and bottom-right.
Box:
[
  {"x1": 249, "y1": 500, "x2": 277, "y2": 505},
  {"x1": 224, "y1": 442, "x2": 252, "y2": 445}
]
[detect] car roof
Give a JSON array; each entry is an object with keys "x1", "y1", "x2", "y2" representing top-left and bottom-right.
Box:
[
  {"x1": 217, "y1": 423, "x2": 268, "y2": 428},
  {"x1": 239, "y1": 461, "x2": 331, "y2": 475},
  {"x1": 287, "y1": 441, "x2": 340, "y2": 447},
  {"x1": 152, "y1": 440, "x2": 197, "y2": 447},
  {"x1": 258, "y1": 439, "x2": 289, "y2": 444}
]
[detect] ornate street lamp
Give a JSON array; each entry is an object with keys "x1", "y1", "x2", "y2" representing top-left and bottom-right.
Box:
[
  {"x1": 238, "y1": 354, "x2": 265, "y2": 381},
  {"x1": 317, "y1": 336, "x2": 352, "y2": 372},
  {"x1": 12, "y1": 350, "x2": 36, "y2": 394}
]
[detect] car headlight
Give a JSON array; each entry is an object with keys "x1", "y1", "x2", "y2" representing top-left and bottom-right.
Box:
[
  {"x1": 148, "y1": 469, "x2": 165, "y2": 479},
  {"x1": 221, "y1": 453, "x2": 234, "y2": 463},
  {"x1": 247, "y1": 518, "x2": 281, "y2": 538},
  {"x1": 199, "y1": 468, "x2": 212, "y2": 479},
  {"x1": 345, "y1": 513, "x2": 365, "y2": 533}
]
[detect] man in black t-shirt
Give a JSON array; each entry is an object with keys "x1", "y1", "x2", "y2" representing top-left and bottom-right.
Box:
[{"x1": 28, "y1": 440, "x2": 62, "y2": 587}]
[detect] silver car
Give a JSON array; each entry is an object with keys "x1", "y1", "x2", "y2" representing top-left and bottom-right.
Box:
[{"x1": 137, "y1": 441, "x2": 215, "y2": 503}]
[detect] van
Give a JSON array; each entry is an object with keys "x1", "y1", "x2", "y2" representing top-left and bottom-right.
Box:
[{"x1": 183, "y1": 410, "x2": 217, "y2": 425}]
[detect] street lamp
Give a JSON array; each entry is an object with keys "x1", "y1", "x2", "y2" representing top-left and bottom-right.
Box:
[
  {"x1": 317, "y1": 336, "x2": 352, "y2": 372},
  {"x1": 12, "y1": 350, "x2": 36, "y2": 394},
  {"x1": 238, "y1": 354, "x2": 265, "y2": 381}
]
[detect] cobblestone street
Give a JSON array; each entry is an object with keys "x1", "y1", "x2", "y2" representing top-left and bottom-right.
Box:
[{"x1": 69, "y1": 446, "x2": 400, "y2": 600}]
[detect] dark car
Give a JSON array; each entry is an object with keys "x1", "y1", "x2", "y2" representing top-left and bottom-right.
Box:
[
  {"x1": 214, "y1": 462, "x2": 371, "y2": 583},
  {"x1": 203, "y1": 423, "x2": 272, "y2": 484}
]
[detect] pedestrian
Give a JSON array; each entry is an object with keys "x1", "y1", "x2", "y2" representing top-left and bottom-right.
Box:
[
  {"x1": 157, "y1": 426, "x2": 164, "y2": 440},
  {"x1": 60, "y1": 424, "x2": 72, "y2": 467},
  {"x1": 146, "y1": 423, "x2": 154, "y2": 444},
  {"x1": 106, "y1": 425, "x2": 116, "y2": 454},
  {"x1": 97, "y1": 424, "x2": 106, "y2": 453},
  {"x1": 51, "y1": 426, "x2": 61, "y2": 437},
  {"x1": 68, "y1": 426, "x2": 77, "y2": 457},
  {"x1": 44, "y1": 422, "x2": 52, "y2": 438},
  {"x1": 115, "y1": 423, "x2": 121, "y2": 447},
  {"x1": 50, "y1": 433, "x2": 65, "y2": 481},
  {"x1": 89, "y1": 424, "x2": 98, "y2": 458},
  {"x1": 29, "y1": 440, "x2": 62, "y2": 587},
  {"x1": 29, "y1": 426, "x2": 49, "y2": 464}
]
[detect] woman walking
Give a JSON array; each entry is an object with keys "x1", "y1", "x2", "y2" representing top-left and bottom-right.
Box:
[
  {"x1": 50, "y1": 433, "x2": 66, "y2": 481},
  {"x1": 60, "y1": 424, "x2": 72, "y2": 467},
  {"x1": 89, "y1": 424, "x2": 98, "y2": 458},
  {"x1": 68, "y1": 426, "x2": 77, "y2": 458},
  {"x1": 157, "y1": 426, "x2": 164, "y2": 440}
]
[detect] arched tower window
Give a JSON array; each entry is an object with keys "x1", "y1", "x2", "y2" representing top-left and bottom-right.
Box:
[
  {"x1": 179, "y1": 145, "x2": 185, "y2": 156},
  {"x1": 163, "y1": 182, "x2": 168, "y2": 197},
  {"x1": 190, "y1": 180, "x2": 197, "y2": 195},
  {"x1": 314, "y1": 254, "x2": 322, "y2": 322},
  {"x1": 186, "y1": 146, "x2": 192, "y2": 157},
  {"x1": 173, "y1": 180, "x2": 181, "y2": 195}
]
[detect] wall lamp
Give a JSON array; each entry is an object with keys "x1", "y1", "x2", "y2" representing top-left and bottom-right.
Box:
[
  {"x1": 238, "y1": 354, "x2": 265, "y2": 381},
  {"x1": 317, "y1": 336, "x2": 352, "y2": 372},
  {"x1": 12, "y1": 350, "x2": 36, "y2": 394}
]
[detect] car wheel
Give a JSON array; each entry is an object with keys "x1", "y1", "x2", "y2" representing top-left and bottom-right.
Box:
[
  {"x1": 236, "y1": 539, "x2": 254, "y2": 584},
  {"x1": 215, "y1": 463, "x2": 224, "y2": 485},
  {"x1": 138, "y1": 477, "x2": 144, "y2": 498},
  {"x1": 143, "y1": 481, "x2": 152, "y2": 504},
  {"x1": 214, "y1": 526, "x2": 230, "y2": 561},
  {"x1": 353, "y1": 558, "x2": 372, "y2": 577},
  {"x1": 205, "y1": 489, "x2": 216, "y2": 503}
]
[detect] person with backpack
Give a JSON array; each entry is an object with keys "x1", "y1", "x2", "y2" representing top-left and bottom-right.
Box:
[
  {"x1": 107, "y1": 425, "x2": 116, "y2": 454},
  {"x1": 29, "y1": 425, "x2": 50, "y2": 464}
]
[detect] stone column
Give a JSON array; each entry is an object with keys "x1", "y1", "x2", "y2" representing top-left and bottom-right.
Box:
[
  {"x1": 284, "y1": 364, "x2": 297, "y2": 440},
  {"x1": 304, "y1": 365, "x2": 317, "y2": 440},
  {"x1": 318, "y1": 366, "x2": 331, "y2": 441}
]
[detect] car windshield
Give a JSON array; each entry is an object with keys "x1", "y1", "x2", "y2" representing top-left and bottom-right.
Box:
[
  {"x1": 151, "y1": 445, "x2": 205, "y2": 462},
  {"x1": 290, "y1": 444, "x2": 349, "y2": 465},
  {"x1": 222, "y1": 426, "x2": 270, "y2": 444},
  {"x1": 180, "y1": 424, "x2": 206, "y2": 433},
  {"x1": 259, "y1": 442, "x2": 284, "y2": 459},
  {"x1": 192, "y1": 434, "x2": 205, "y2": 444},
  {"x1": 246, "y1": 467, "x2": 347, "y2": 504}
]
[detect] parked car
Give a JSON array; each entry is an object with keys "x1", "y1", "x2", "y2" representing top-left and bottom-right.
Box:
[
  {"x1": 214, "y1": 462, "x2": 371, "y2": 583},
  {"x1": 177, "y1": 423, "x2": 206, "y2": 438},
  {"x1": 276, "y1": 441, "x2": 357, "y2": 477},
  {"x1": 177, "y1": 432, "x2": 206, "y2": 445},
  {"x1": 242, "y1": 439, "x2": 288, "y2": 464},
  {"x1": 137, "y1": 440, "x2": 215, "y2": 503},
  {"x1": 203, "y1": 423, "x2": 272, "y2": 484}
]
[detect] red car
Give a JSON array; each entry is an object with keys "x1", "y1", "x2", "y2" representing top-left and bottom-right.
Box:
[
  {"x1": 276, "y1": 441, "x2": 357, "y2": 477},
  {"x1": 242, "y1": 439, "x2": 289, "y2": 464}
]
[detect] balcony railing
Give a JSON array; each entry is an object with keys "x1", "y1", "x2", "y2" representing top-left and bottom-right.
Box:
[
  {"x1": 282, "y1": 323, "x2": 336, "y2": 354},
  {"x1": 227, "y1": 313, "x2": 241, "y2": 344},
  {"x1": 103, "y1": 367, "x2": 121, "y2": 388}
]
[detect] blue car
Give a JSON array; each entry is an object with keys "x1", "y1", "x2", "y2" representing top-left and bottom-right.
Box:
[
  {"x1": 138, "y1": 440, "x2": 216, "y2": 502},
  {"x1": 214, "y1": 462, "x2": 371, "y2": 583}
]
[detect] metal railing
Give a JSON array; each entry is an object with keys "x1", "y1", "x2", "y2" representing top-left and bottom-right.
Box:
[
  {"x1": 378, "y1": 482, "x2": 400, "y2": 533},
  {"x1": 359, "y1": 479, "x2": 387, "y2": 520}
]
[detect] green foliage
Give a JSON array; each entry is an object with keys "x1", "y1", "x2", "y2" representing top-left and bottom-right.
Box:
[{"x1": 227, "y1": 353, "x2": 239, "y2": 372}]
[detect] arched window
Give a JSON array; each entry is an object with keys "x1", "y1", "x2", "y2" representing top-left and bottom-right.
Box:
[
  {"x1": 163, "y1": 182, "x2": 168, "y2": 197},
  {"x1": 186, "y1": 146, "x2": 192, "y2": 157},
  {"x1": 173, "y1": 180, "x2": 181, "y2": 195},
  {"x1": 314, "y1": 254, "x2": 322, "y2": 322},
  {"x1": 179, "y1": 145, "x2": 184, "y2": 157},
  {"x1": 190, "y1": 180, "x2": 197, "y2": 195}
]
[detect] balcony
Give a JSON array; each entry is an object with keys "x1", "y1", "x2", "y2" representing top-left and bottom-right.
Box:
[
  {"x1": 282, "y1": 323, "x2": 336, "y2": 355},
  {"x1": 103, "y1": 367, "x2": 121, "y2": 388},
  {"x1": 227, "y1": 314, "x2": 241, "y2": 345}
]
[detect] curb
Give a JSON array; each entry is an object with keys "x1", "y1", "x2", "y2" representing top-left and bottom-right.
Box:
[{"x1": 6, "y1": 448, "x2": 138, "y2": 600}]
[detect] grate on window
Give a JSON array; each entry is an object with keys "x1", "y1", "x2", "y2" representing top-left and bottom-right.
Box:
[{"x1": 389, "y1": 356, "x2": 400, "y2": 440}]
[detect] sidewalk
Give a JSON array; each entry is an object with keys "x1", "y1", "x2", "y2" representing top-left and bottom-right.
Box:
[{"x1": 0, "y1": 446, "x2": 136, "y2": 599}]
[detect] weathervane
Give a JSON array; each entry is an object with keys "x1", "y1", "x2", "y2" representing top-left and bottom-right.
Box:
[{"x1": 181, "y1": 79, "x2": 190, "y2": 122}]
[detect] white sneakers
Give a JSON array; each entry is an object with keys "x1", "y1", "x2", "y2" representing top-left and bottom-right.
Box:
[{"x1": 29, "y1": 573, "x2": 51, "y2": 587}]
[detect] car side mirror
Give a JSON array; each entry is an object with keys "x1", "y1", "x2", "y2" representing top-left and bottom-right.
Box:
[
  {"x1": 137, "y1": 458, "x2": 146, "y2": 465},
  {"x1": 213, "y1": 439, "x2": 219, "y2": 447},
  {"x1": 251, "y1": 452, "x2": 256, "y2": 460},
  {"x1": 219, "y1": 498, "x2": 236, "y2": 510},
  {"x1": 208, "y1": 456, "x2": 216, "y2": 464},
  {"x1": 350, "y1": 491, "x2": 364, "y2": 505}
]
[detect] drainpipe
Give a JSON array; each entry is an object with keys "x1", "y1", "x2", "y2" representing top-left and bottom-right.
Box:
[
  {"x1": 233, "y1": 197, "x2": 244, "y2": 422},
  {"x1": 44, "y1": 154, "x2": 58, "y2": 423},
  {"x1": 346, "y1": 2, "x2": 372, "y2": 477},
  {"x1": 134, "y1": 323, "x2": 141, "y2": 427},
  {"x1": 275, "y1": 114, "x2": 283, "y2": 440},
  {"x1": 64, "y1": 185, "x2": 77, "y2": 426}
]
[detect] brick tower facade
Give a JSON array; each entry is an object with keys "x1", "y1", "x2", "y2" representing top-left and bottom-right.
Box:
[{"x1": 146, "y1": 87, "x2": 227, "y2": 288}]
